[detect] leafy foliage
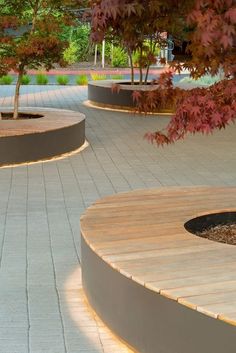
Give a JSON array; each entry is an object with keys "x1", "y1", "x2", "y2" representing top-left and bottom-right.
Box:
[
  {"x1": 20, "y1": 74, "x2": 31, "y2": 84},
  {"x1": 63, "y1": 41, "x2": 78, "y2": 64},
  {"x1": 76, "y1": 74, "x2": 88, "y2": 85},
  {"x1": 112, "y1": 46, "x2": 128, "y2": 67},
  {"x1": 0, "y1": 75, "x2": 13, "y2": 84},
  {"x1": 101, "y1": 40, "x2": 113, "y2": 63},
  {"x1": 62, "y1": 23, "x2": 92, "y2": 62},
  {"x1": 73, "y1": 24, "x2": 92, "y2": 61},
  {"x1": 179, "y1": 74, "x2": 222, "y2": 86},
  {"x1": 56, "y1": 75, "x2": 69, "y2": 85},
  {"x1": 36, "y1": 72, "x2": 48, "y2": 85},
  {"x1": 179, "y1": 0, "x2": 236, "y2": 78},
  {"x1": 90, "y1": 0, "x2": 236, "y2": 142},
  {"x1": 90, "y1": 73, "x2": 106, "y2": 80},
  {"x1": 132, "y1": 40, "x2": 160, "y2": 69},
  {"x1": 131, "y1": 0, "x2": 236, "y2": 144},
  {"x1": 89, "y1": 0, "x2": 192, "y2": 84},
  {"x1": 143, "y1": 75, "x2": 236, "y2": 145},
  {"x1": 0, "y1": 2, "x2": 70, "y2": 76},
  {"x1": 110, "y1": 74, "x2": 124, "y2": 80},
  {"x1": 0, "y1": 0, "x2": 85, "y2": 118}
]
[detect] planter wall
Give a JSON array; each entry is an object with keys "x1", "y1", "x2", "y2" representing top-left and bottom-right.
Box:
[
  {"x1": 87, "y1": 79, "x2": 203, "y2": 113},
  {"x1": 88, "y1": 80, "x2": 138, "y2": 109},
  {"x1": 81, "y1": 187, "x2": 236, "y2": 353}
]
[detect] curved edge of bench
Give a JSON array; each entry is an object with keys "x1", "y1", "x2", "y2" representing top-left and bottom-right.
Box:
[
  {"x1": 81, "y1": 234, "x2": 236, "y2": 353},
  {"x1": 0, "y1": 108, "x2": 85, "y2": 166}
]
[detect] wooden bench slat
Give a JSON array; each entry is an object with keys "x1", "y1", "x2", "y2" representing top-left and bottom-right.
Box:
[{"x1": 81, "y1": 187, "x2": 236, "y2": 325}]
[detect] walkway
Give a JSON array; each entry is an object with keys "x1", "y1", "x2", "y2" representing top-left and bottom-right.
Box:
[{"x1": 0, "y1": 85, "x2": 235, "y2": 353}]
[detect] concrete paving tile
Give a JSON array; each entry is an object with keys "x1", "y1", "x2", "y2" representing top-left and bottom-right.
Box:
[{"x1": 0, "y1": 85, "x2": 235, "y2": 353}]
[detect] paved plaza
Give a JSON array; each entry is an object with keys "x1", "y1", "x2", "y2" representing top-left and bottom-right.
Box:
[{"x1": 0, "y1": 85, "x2": 235, "y2": 353}]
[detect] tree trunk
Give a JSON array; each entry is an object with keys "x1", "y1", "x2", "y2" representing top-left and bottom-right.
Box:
[
  {"x1": 145, "y1": 39, "x2": 155, "y2": 84},
  {"x1": 139, "y1": 45, "x2": 143, "y2": 85},
  {"x1": 145, "y1": 64, "x2": 150, "y2": 84},
  {"x1": 129, "y1": 53, "x2": 134, "y2": 85},
  {"x1": 13, "y1": 1, "x2": 38, "y2": 120},
  {"x1": 139, "y1": 65, "x2": 143, "y2": 85},
  {"x1": 13, "y1": 71, "x2": 23, "y2": 120}
]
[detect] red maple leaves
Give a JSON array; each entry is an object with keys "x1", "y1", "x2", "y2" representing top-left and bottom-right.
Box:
[
  {"x1": 134, "y1": 0, "x2": 236, "y2": 146},
  {"x1": 0, "y1": 0, "x2": 79, "y2": 118},
  {"x1": 111, "y1": 83, "x2": 121, "y2": 93},
  {"x1": 139, "y1": 75, "x2": 236, "y2": 146},
  {"x1": 90, "y1": 0, "x2": 189, "y2": 84},
  {"x1": 184, "y1": 0, "x2": 236, "y2": 78}
]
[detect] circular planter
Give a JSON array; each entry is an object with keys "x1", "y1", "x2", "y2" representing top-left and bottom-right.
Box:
[
  {"x1": 0, "y1": 107, "x2": 85, "y2": 166},
  {"x1": 88, "y1": 80, "x2": 174, "y2": 113},
  {"x1": 81, "y1": 187, "x2": 236, "y2": 353},
  {"x1": 185, "y1": 211, "x2": 236, "y2": 245},
  {"x1": 185, "y1": 211, "x2": 236, "y2": 235}
]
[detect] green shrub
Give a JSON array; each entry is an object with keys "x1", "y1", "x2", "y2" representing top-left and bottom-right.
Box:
[
  {"x1": 132, "y1": 51, "x2": 140, "y2": 67},
  {"x1": 112, "y1": 46, "x2": 128, "y2": 67},
  {"x1": 56, "y1": 75, "x2": 69, "y2": 85},
  {"x1": 61, "y1": 23, "x2": 91, "y2": 62},
  {"x1": 110, "y1": 74, "x2": 124, "y2": 80},
  {"x1": 180, "y1": 74, "x2": 222, "y2": 86},
  {"x1": 90, "y1": 73, "x2": 107, "y2": 80},
  {"x1": 76, "y1": 74, "x2": 88, "y2": 85},
  {"x1": 63, "y1": 41, "x2": 78, "y2": 65},
  {"x1": 20, "y1": 75, "x2": 31, "y2": 85},
  {"x1": 36, "y1": 73, "x2": 48, "y2": 85},
  {"x1": 72, "y1": 24, "x2": 91, "y2": 61},
  {"x1": 97, "y1": 41, "x2": 113, "y2": 64},
  {"x1": 132, "y1": 41, "x2": 160, "y2": 68},
  {"x1": 0, "y1": 75, "x2": 13, "y2": 84}
]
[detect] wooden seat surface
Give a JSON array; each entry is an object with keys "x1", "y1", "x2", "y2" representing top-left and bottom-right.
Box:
[
  {"x1": 81, "y1": 187, "x2": 236, "y2": 326},
  {"x1": 0, "y1": 108, "x2": 83, "y2": 136}
]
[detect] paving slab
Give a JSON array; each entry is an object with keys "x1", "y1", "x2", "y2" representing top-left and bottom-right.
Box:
[{"x1": 0, "y1": 85, "x2": 235, "y2": 353}]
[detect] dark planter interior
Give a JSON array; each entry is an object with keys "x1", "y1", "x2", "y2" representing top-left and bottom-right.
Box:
[
  {"x1": 117, "y1": 81, "x2": 154, "y2": 85},
  {"x1": 184, "y1": 212, "x2": 236, "y2": 234},
  {"x1": 1, "y1": 112, "x2": 43, "y2": 120}
]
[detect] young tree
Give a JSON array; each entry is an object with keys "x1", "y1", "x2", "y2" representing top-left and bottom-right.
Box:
[
  {"x1": 90, "y1": 0, "x2": 236, "y2": 142},
  {"x1": 0, "y1": 0, "x2": 85, "y2": 119},
  {"x1": 90, "y1": 0, "x2": 192, "y2": 84},
  {"x1": 139, "y1": 0, "x2": 236, "y2": 145}
]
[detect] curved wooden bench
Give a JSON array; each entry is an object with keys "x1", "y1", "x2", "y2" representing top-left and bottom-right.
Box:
[
  {"x1": 81, "y1": 187, "x2": 236, "y2": 353},
  {"x1": 0, "y1": 107, "x2": 85, "y2": 166},
  {"x1": 87, "y1": 79, "x2": 203, "y2": 113},
  {"x1": 88, "y1": 79, "x2": 176, "y2": 113}
]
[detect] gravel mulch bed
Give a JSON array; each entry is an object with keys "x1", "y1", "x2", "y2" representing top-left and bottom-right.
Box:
[{"x1": 196, "y1": 224, "x2": 236, "y2": 245}]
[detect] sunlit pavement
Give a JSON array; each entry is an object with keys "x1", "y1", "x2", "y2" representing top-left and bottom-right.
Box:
[{"x1": 0, "y1": 84, "x2": 235, "y2": 353}]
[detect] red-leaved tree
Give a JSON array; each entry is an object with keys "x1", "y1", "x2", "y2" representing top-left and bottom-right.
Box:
[
  {"x1": 90, "y1": 0, "x2": 236, "y2": 144},
  {"x1": 90, "y1": 0, "x2": 192, "y2": 84},
  {"x1": 141, "y1": 0, "x2": 236, "y2": 145},
  {"x1": 0, "y1": 0, "x2": 86, "y2": 119}
]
